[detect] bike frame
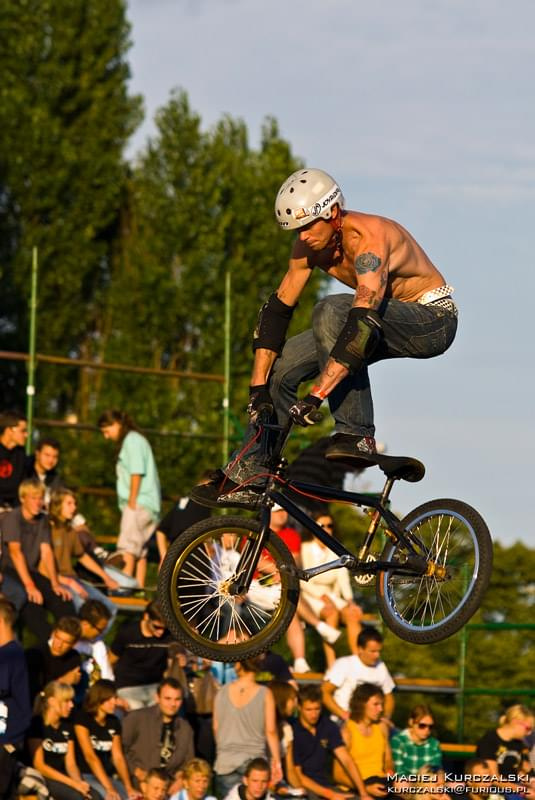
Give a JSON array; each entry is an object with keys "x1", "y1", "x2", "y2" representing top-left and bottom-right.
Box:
[{"x1": 230, "y1": 422, "x2": 429, "y2": 595}]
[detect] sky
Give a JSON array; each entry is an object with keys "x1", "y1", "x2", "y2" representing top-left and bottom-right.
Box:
[{"x1": 125, "y1": 0, "x2": 535, "y2": 547}]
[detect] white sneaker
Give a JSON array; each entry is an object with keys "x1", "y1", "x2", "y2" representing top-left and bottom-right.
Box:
[
  {"x1": 316, "y1": 621, "x2": 341, "y2": 645},
  {"x1": 293, "y1": 657, "x2": 312, "y2": 673}
]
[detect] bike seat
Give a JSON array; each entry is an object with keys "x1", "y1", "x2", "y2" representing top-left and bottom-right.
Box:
[{"x1": 327, "y1": 451, "x2": 426, "y2": 482}]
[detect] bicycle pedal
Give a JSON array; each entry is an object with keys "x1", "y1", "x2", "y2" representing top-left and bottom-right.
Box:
[{"x1": 353, "y1": 553, "x2": 378, "y2": 586}]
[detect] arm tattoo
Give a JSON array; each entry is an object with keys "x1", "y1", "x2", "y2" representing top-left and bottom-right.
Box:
[
  {"x1": 355, "y1": 251, "x2": 382, "y2": 274},
  {"x1": 380, "y1": 266, "x2": 388, "y2": 288},
  {"x1": 356, "y1": 285, "x2": 380, "y2": 307}
]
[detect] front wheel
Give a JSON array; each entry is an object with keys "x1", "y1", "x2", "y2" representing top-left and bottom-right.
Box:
[
  {"x1": 375, "y1": 499, "x2": 493, "y2": 644},
  {"x1": 158, "y1": 516, "x2": 300, "y2": 661}
]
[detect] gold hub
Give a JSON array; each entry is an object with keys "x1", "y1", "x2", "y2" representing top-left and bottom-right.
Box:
[
  {"x1": 425, "y1": 562, "x2": 447, "y2": 579},
  {"x1": 218, "y1": 579, "x2": 232, "y2": 595}
]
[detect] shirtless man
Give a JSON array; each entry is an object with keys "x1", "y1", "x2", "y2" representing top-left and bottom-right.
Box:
[{"x1": 193, "y1": 168, "x2": 457, "y2": 509}]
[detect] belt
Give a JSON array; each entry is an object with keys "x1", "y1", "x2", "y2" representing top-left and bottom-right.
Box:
[{"x1": 418, "y1": 284, "x2": 458, "y2": 317}]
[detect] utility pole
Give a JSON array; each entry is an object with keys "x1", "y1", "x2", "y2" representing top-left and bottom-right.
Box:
[{"x1": 26, "y1": 246, "x2": 38, "y2": 452}]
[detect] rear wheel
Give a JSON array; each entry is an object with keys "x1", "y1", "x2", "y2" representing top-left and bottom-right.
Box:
[
  {"x1": 158, "y1": 516, "x2": 300, "y2": 661},
  {"x1": 376, "y1": 499, "x2": 493, "y2": 643}
]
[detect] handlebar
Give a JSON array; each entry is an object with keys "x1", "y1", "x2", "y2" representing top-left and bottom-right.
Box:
[
  {"x1": 255, "y1": 412, "x2": 294, "y2": 463},
  {"x1": 255, "y1": 408, "x2": 290, "y2": 430}
]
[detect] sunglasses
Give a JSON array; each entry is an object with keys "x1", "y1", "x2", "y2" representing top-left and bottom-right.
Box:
[
  {"x1": 417, "y1": 722, "x2": 434, "y2": 730},
  {"x1": 319, "y1": 522, "x2": 334, "y2": 530}
]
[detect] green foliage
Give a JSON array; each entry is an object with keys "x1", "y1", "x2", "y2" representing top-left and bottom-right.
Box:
[
  {"x1": 0, "y1": 2, "x2": 328, "y2": 499},
  {"x1": 0, "y1": 0, "x2": 142, "y2": 406},
  {"x1": 380, "y1": 539, "x2": 535, "y2": 743},
  {"x1": 86, "y1": 90, "x2": 326, "y2": 496},
  {"x1": 276, "y1": 517, "x2": 535, "y2": 743}
]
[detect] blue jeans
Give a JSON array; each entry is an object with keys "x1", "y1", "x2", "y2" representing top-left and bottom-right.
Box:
[
  {"x1": 46, "y1": 778, "x2": 101, "y2": 800},
  {"x1": 226, "y1": 293, "x2": 457, "y2": 482},
  {"x1": 117, "y1": 682, "x2": 159, "y2": 710},
  {"x1": 0, "y1": 572, "x2": 27, "y2": 611},
  {"x1": 215, "y1": 766, "x2": 247, "y2": 798}
]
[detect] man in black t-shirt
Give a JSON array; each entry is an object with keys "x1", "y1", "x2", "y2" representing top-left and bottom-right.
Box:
[
  {"x1": 24, "y1": 436, "x2": 63, "y2": 510},
  {"x1": 155, "y1": 472, "x2": 212, "y2": 567},
  {"x1": 0, "y1": 410, "x2": 28, "y2": 509},
  {"x1": 109, "y1": 600, "x2": 172, "y2": 709},
  {"x1": 25, "y1": 616, "x2": 82, "y2": 701}
]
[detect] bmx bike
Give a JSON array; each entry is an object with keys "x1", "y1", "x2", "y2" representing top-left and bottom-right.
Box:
[{"x1": 158, "y1": 418, "x2": 492, "y2": 662}]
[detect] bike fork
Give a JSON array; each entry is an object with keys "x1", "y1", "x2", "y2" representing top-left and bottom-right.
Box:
[{"x1": 229, "y1": 505, "x2": 271, "y2": 596}]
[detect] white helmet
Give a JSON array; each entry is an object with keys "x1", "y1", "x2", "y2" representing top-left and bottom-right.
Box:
[{"x1": 274, "y1": 168, "x2": 345, "y2": 230}]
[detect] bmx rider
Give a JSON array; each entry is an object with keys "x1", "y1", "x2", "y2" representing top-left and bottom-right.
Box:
[{"x1": 192, "y1": 168, "x2": 458, "y2": 509}]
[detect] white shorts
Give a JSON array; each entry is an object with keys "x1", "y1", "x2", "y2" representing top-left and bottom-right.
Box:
[
  {"x1": 246, "y1": 580, "x2": 281, "y2": 611},
  {"x1": 117, "y1": 506, "x2": 156, "y2": 558},
  {"x1": 300, "y1": 590, "x2": 349, "y2": 617}
]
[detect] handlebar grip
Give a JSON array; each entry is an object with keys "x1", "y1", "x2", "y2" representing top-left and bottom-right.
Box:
[{"x1": 256, "y1": 408, "x2": 273, "y2": 426}]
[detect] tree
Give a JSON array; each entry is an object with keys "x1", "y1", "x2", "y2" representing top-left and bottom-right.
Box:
[
  {"x1": 83, "y1": 91, "x2": 326, "y2": 497},
  {"x1": 0, "y1": 0, "x2": 141, "y2": 408}
]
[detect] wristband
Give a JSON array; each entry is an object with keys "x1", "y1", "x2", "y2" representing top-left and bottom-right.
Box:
[{"x1": 310, "y1": 384, "x2": 328, "y2": 400}]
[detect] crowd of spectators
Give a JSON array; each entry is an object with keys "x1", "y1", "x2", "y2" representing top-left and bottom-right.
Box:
[{"x1": 2, "y1": 408, "x2": 535, "y2": 800}]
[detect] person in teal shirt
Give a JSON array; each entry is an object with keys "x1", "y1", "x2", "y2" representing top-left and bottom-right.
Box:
[{"x1": 99, "y1": 409, "x2": 161, "y2": 587}]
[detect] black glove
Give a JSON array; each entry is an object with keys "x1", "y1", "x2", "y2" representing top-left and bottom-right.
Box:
[
  {"x1": 247, "y1": 384, "x2": 273, "y2": 423},
  {"x1": 289, "y1": 394, "x2": 323, "y2": 427}
]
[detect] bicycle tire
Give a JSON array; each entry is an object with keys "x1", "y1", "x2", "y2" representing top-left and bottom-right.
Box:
[
  {"x1": 375, "y1": 498, "x2": 493, "y2": 644},
  {"x1": 158, "y1": 515, "x2": 300, "y2": 662}
]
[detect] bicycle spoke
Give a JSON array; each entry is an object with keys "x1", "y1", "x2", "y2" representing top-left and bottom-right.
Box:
[
  {"x1": 197, "y1": 599, "x2": 229, "y2": 637},
  {"x1": 245, "y1": 600, "x2": 274, "y2": 626},
  {"x1": 228, "y1": 603, "x2": 253, "y2": 640},
  {"x1": 180, "y1": 592, "x2": 219, "y2": 618},
  {"x1": 383, "y1": 507, "x2": 481, "y2": 631},
  {"x1": 163, "y1": 521, "x2": 295, "y2": 653}
]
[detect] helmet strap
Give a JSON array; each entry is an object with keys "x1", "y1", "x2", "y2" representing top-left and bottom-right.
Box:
[{"x1": 329, "y1": 209, "x2": 344, "y2": 255}]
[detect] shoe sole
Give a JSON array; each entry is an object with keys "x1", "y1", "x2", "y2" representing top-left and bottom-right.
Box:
[
  {"x1": 216, "y1": 496, "x2": 260, "y2": 510},
  {"x1": 325, "y1": 449, "x2": 378, "y2": 468},
  {"x1": 190, "y1": 488, "x2": 260, "y2": 511}
]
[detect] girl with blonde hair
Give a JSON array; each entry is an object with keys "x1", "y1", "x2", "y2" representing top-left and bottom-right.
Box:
[
  {"x1": 27, "y1": 681, "x2": 99, "y2": 800},
  {"x1": 476, "y1": 703, "x2": 534, "y2": 783}
]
